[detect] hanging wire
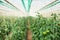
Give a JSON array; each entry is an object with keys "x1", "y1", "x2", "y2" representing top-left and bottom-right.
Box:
[
  {"x1": 0, "y1": 0, "x2": 18, "y2": 11},
  {"x1": 0, "y1": 0, "x2": 25, "y2": 14},
  {"x1": 4, "y1": 0, "x2": 20, "y2": 11},
  {"x1": 5, "y1": 0, "x2": 25, "y2": 14},
  {"x1": 38, "y1": 0, "x2": 60, "y2": 11}
]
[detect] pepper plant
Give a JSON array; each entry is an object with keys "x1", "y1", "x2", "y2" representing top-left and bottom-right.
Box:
[
  {"x1": 30, "y1": 13, "x2": 60, "y2": 40},
  {"x1": 0, "y1": 13, "x2": 60, "y2": 40},
  {"x1": 0, "y1": 16, "x2": 27, "y2": 40}
]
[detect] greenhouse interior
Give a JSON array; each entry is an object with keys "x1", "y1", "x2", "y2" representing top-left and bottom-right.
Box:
[{"x1": 0, "y1": 0, "x2": 60, "y2": 40}]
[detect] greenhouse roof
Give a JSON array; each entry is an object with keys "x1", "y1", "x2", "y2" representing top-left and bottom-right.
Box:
[{"x1": 0, "y1": 0, "x2": 60, "y2": 14}]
